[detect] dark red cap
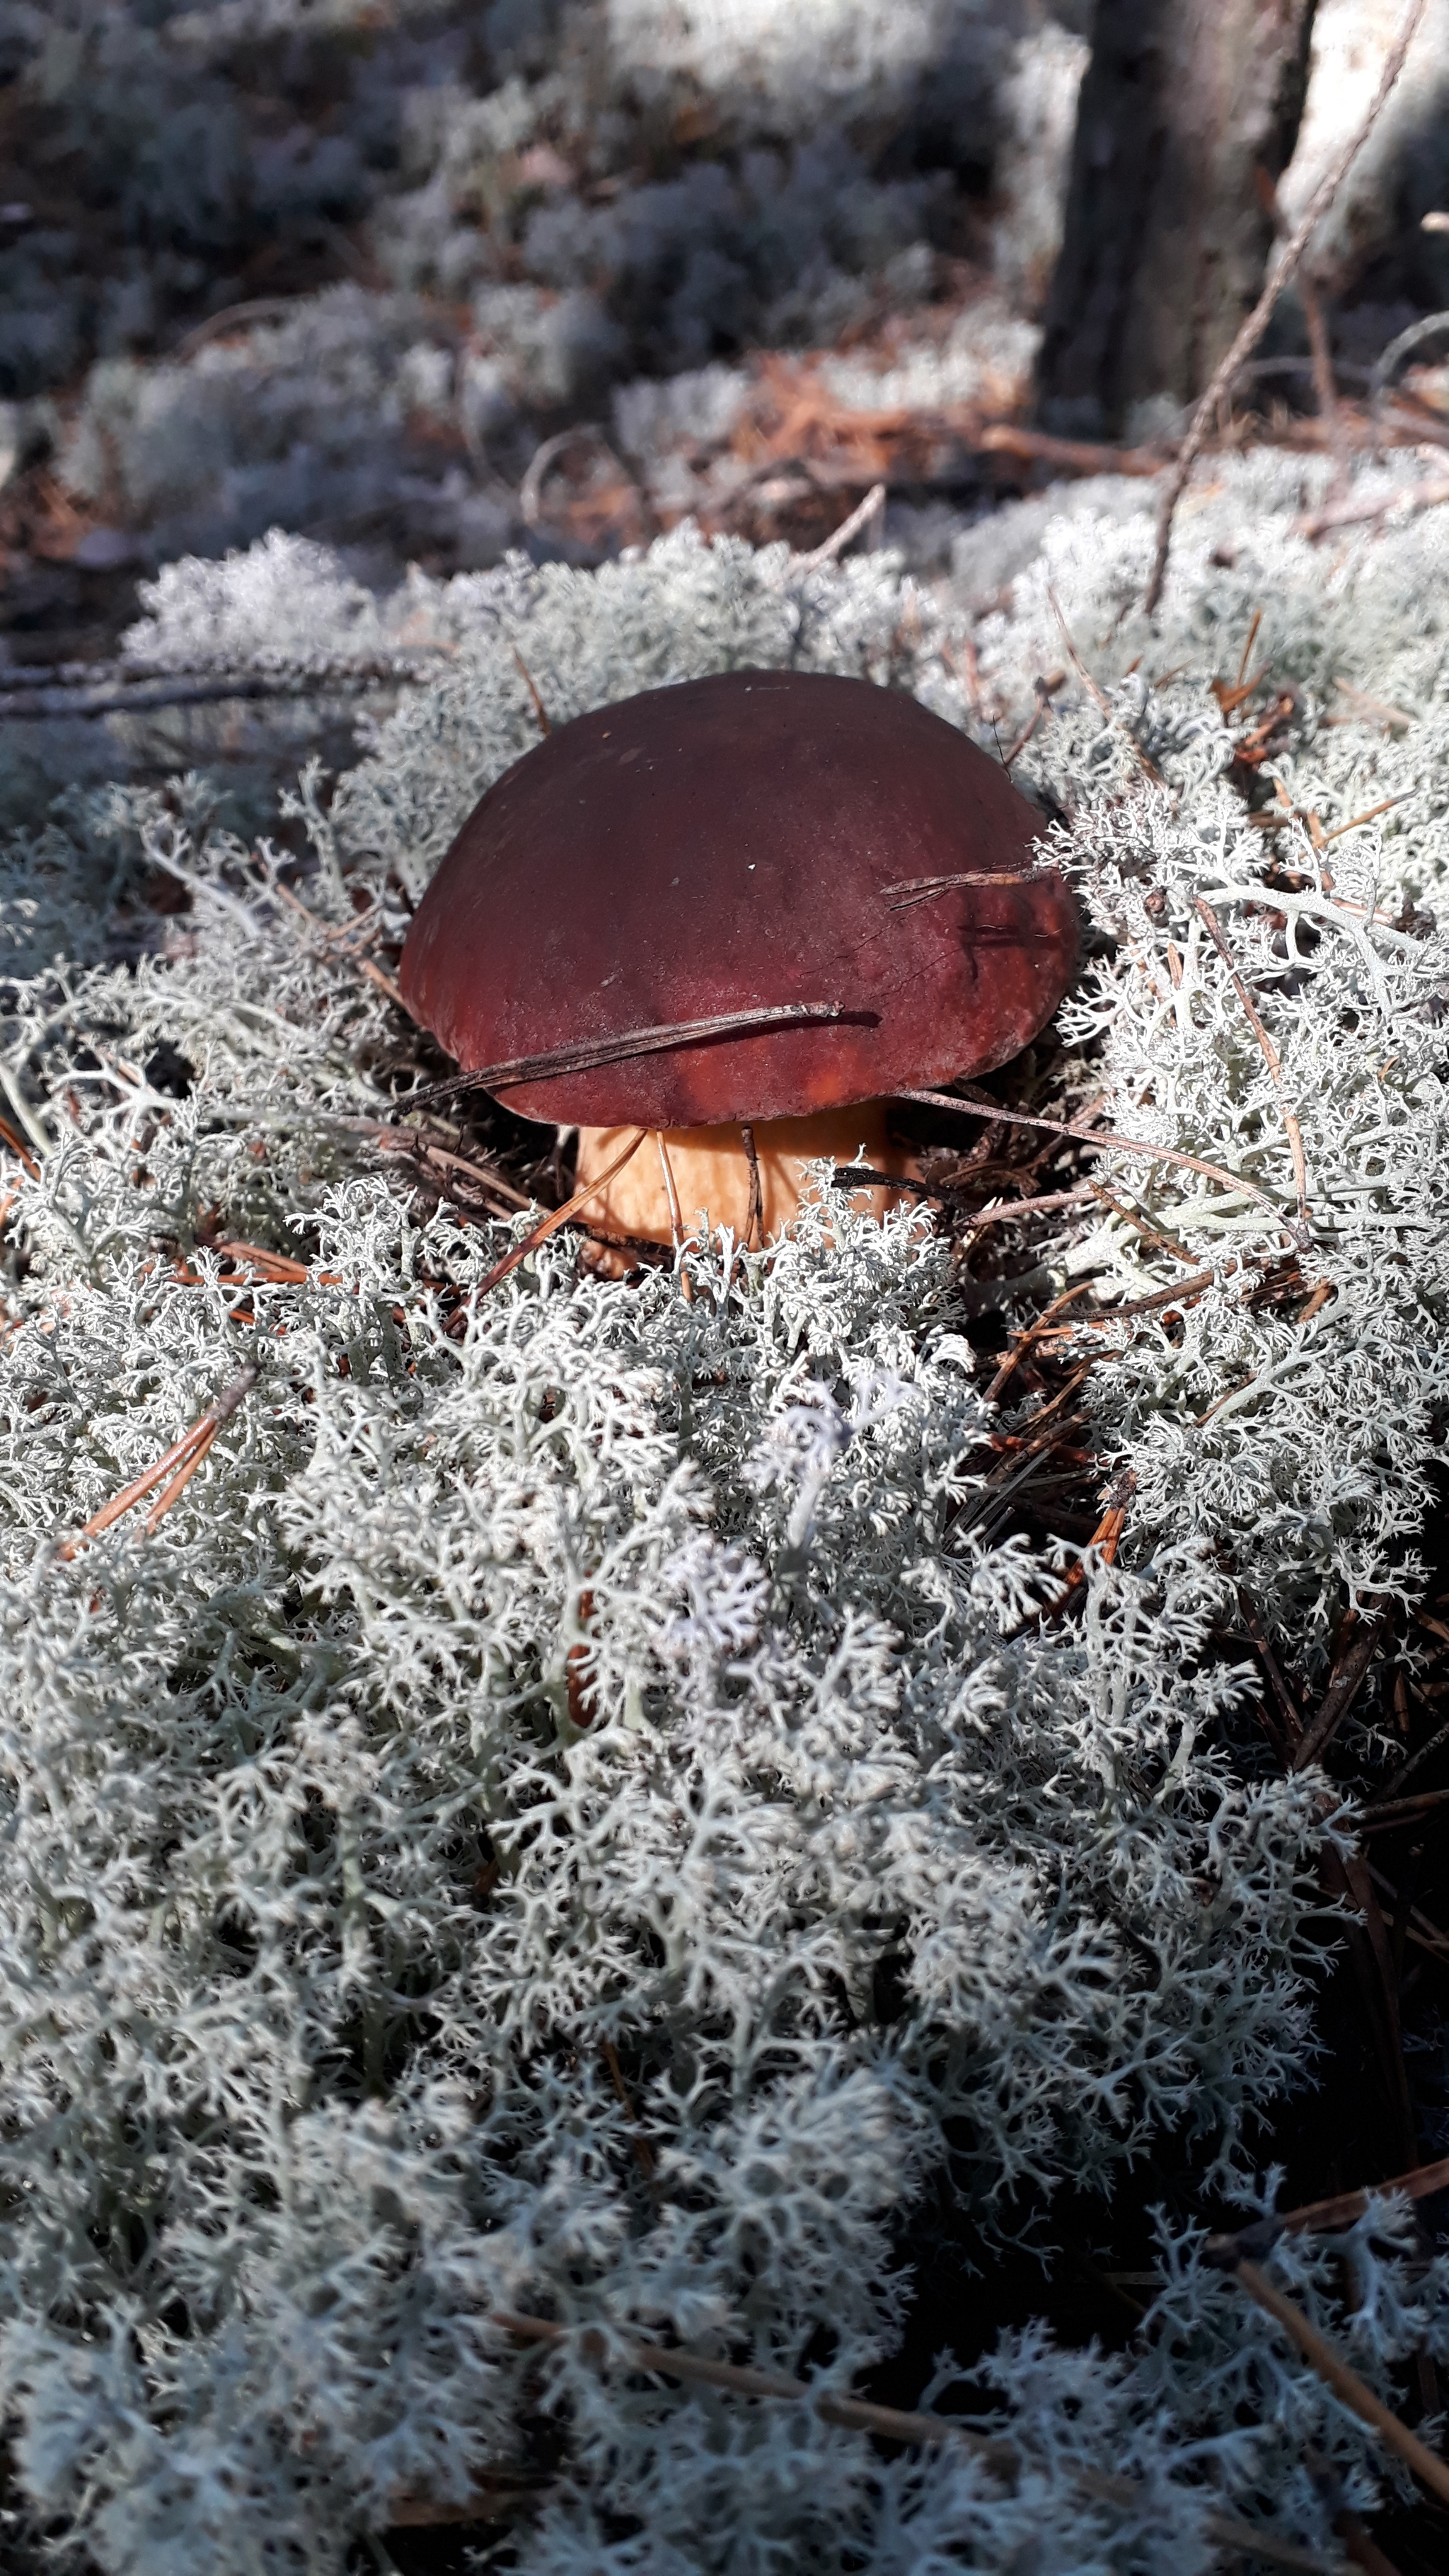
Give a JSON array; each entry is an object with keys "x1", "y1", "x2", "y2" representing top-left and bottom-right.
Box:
[{"x1": 399, "y1": 668, "x2": 1079, "y2": 1127}]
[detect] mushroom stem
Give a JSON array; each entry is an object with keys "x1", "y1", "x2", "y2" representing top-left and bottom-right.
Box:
[{"x1": 574, "y1": 1102, "x2": 915, "y2": 1249}]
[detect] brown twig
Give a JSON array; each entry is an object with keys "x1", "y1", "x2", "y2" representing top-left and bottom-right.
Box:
[
  {"x1": 1294, "y1": 1606, "x2": 1391, "y2": 1772},
  {"x1": 406, "y1": 1005, "x2": 845, "y2": 1109},
  {"x1": 986, "y1": 1282, "x2": 1097, "y2": 1404},
  {"x1": 356, "y1": 954, "x2": 408, "y2": 1012},
  {"x1": 386, "y1": 1132, "x2": 532, "y2": 1215},
  {"x1": 1365, "y1": 1713, "x2": 1449, "y2": 1812},
  {"x1": 882, "y1": 863, "x2": 1058, "y2": 907},
  {"x1": 1004, "y1": 1471, "x2": 1135, "y2": 1640},
  {"x1": 1225, "y1": 2152, "x2": 1449, "y2": 2247},
  {"x1": 1359, "y1": 1786, "x2": 1449, "y2": 1831},
  {"x1": 1234, "y1": 1581, "x2": 1306, "y2": 1749},
  {"x1": 1143, "y1": 0, "x2": 1430, "y2": 614},
  {"x1": 1300, "y1": 272, "x2": 1352, "y2": 502},
  {"x1": 899, "y1": 1087, "x2": 1300, "y2": 1237},
  {"x1": 1193, "y1": 897, "x2": 1310, "y2": 1227},
  {"x1": 794, "y1": 480, "x2": 886, "y2": 568},
  {"x1": 0, "y1": 1113, "x2": 40, "y2": 1178},
  {"x1": 389, "y1": 2309, "x2": 1331, "y2": 2565},
  {"x1": 465, "y1": 1129, "x2": 649, "y2": 1307},
  {"x1": 1213, "y1": 2256, "x2": 1449, "y2": 2509},
  {"x1": 1087, "y1": 1180, "x2": 1197, "y2": 1268},
  {"x1": 55, "y1": 1362, "x2": 259, "y2": 1560},
  {"x1": 654, "y1": 1131, "x2": 685, "y2": 1244},
  {"x1": 1048, "y1": 590, "x2": 1163, "y2": 784},
  {"x1": 738, "y1": 1121, "x2": 764, "y2": 1251},
  {"x1": 209, "y1": 1239, "x2": 313, "y2": 1283},
  {"x1": 1298, "y1": 476, "x2": 1449, "y2": 539},
  {"x1": 510, "y1": 645, "x2": 553, "y2": 734}
]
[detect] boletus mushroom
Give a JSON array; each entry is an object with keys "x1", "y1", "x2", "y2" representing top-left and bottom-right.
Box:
[{"x1": 398, "y1": 668, "x2": 1079, "y2": 1252}]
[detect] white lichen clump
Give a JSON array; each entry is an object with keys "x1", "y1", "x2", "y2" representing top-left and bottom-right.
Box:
[{"x1": 4, "y1": 461, "x2": 1449, "y2": 2568}]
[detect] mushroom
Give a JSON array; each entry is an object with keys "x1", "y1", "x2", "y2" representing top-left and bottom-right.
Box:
[{"x1": 398, "y1": 668, "x2": 1080, "y2": 1251}]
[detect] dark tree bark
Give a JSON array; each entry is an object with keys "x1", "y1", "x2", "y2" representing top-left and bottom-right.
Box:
[{"x1": 1034, "y1": 0, "x2": 1319, "y2": 439}]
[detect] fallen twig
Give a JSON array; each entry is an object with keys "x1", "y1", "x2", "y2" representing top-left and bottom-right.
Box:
[
  {"x1": 1049, "y1": 589, "x2": 1164, "y2": 785},
  {"x1": 1209, "y1": 2253, "x2": 1449, "y2": 2509},
  {"x1": 1298, "y1": 476, "x2": 1449, "y2": 539},
  {"x1": 1213, "y1": 2153, "x2": 1449, "y2": 2252},
  {"x1": 387, "y1": 2307, "x2": 1333, "y2": 2565},
  {"x1": 899, "y1": 1087, "x2": 1300, "y2": 1238},
  {"x1": 408, "y1": 1004, "x2": 846, "y2": 1110},
  {"x1": 55, "y1": 1361, "x2": 260, "y2": 1560},
  {"x1": 1365, "y1": 1712, "x2": 1449, "y2": 1812},
  {"x1": 463, "y1": 1129, "x2": 649, "y2": 1310},
  {"x1": 1143, "y1": 0, "x2": 1428, "y2": 614},
  {"x1": 1294, "y1": 1606, "x2": 1391, "y2": 1772},
  {"x1": 1358, "y1": 1786, "x2": 1449, "y2": 1831},
  {"x1": 986, "y1": 1282, "x2": 1096, "y2": 1404},
  {"x1": 794, "y1": 480, "x2": 886, "y2": 568}
]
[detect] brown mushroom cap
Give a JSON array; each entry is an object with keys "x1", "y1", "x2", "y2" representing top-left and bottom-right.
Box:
[{"x1": 398, "y1": 668, "x2": 1079, "y2": 1128}]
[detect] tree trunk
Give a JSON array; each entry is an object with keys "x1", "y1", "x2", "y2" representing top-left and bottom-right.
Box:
[{"x1": 1034, "y1": 0, "x2": 1319, "y2": 440}]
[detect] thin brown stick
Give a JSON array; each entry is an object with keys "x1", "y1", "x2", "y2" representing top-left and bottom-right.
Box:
[
  {"x1": 795, "y1": 480, "x2": 886, "y2": 569},
  {"x1": 1360, "y1": 1786, "x2": 1449, "y2": 1830},
  {"x1": 490, "y1": 2307, "x2": 1020, "y2": 2460},
  {"x1": 1000, "y1": 700, "x2": 1046, "y2": 767},
  {"x1": 510, "y1": 645, "x2": 553, "y2": 734},
  {"x1": 1087, "y1": 1180, "x2": 1197, "y2": 1268},
  {"x1": 143, "y1": 1426, "x2": 222, "y2": 1530},
  {"x1": 388, "y1": 1133, "x2": 532, "y2": 1215},
  {"x1": 357, "y1": 954, "x2": 408, "y2": 1012},
  {"x1": 1298, "y1": 477, "x2": 1449, "y2": 539},
  {"x1": 1048, "y1": 590, "x2": 1163, "y2": 783},
  {"x1": 1143, "y1": 0, "x2": 1430, "y2": 614},
  {"x1": 1235, "y1": 1583, "x2": 1306, "y2": 1748},
  {"x1": 1365, "y1": 1713, "x2": 1449, "y2": 1811},
  {"x1": 1193, "y1": 897, "x2": 1310, "y2": 1227},
  {"x1": 1294, "y1": 1606, "x2": 1390, "y2": 1772},
  {"x1": 392, "y1": 2308, "x2": 1332, "y2": 2563},
  {"x1": 654, "y1": 1132, "x2": 684, "y2": 1244},
  {"x1": 210, "y1": 1239, "x2": 314, "y2": 1282},
  {"x1": 986, "y1": 1283, "x2": 1095, "y2": 1404},
  {"x1": 1222, "y1": 2258, "x2": 1449, "y2": 2507},
  {"x1": 1322, "y1": 794, "x2": 1412, "y2": 846},
  {"x1": 55, "y1": 1362, "x2": 259, "y2": 1561},
  {"x1": 957, "y1": 1183, "x2": 1101, "y2": 1225},
  {"x1": 1300, "y1": 273, "x2": 1351, "y2": 502},
  {"x1": 739, "y1": 1121, "x2": 763, "y2": 1251},
  {"x1": 898, "y1": 1088, "x2": 1299, "y2": 1235},
  {"x1": 599, "y1": 2039, "x2": 657, "y2": 2180},
  {"x1": 1245, "y1": 2152, "x2": 1449, "y2": 2245},
  {"x1": 407, "y1": 1005, "x2": 845, "y2": 1109},
  {"x1": 1003, "y1": 1472, "x2": 1135, "y2": 1640},
  {"x1": 469, "y1": 1130, "x2": 648, "y2": 1304},
  {"x1": 1236, "y1": 608, "x2": 1264, "y2": 690},
  {"x1": 883, "y1": 865, "x2": 1056, "y2": 907},
  {"x1": 0, "y1": 1113, "x2": 40, "y2": 1178}
]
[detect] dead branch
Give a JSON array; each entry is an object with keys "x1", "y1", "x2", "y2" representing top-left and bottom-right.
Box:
[
  {"x1": 1143, "y1": 0, "x2": 1429, "y2": 615},
  {"x1": 1294, "y1": 1606, "x2": 1392, "y2": 1772},
  {"x1": 406, "y1": 1004, "x2": 846, "y2": 1110},
  {"x1": 794, "y1": 480, "x2": 886, "y2": 567},
  {"x1": 899, "y1": 1085, "x2": 1300, "y2": 1237},
  {"x1": 1297, "y1": 476, "x2": 1449, "y2": 539},
  {"x1": 466, "y1": 1129, "x2": 648, "y2": 1307},
  {"x1": 55, "y1": 1361, "x2": 260, "y2": 1560},
  {"x1": 386, "y1": 2307, "x2": 1334, "y2": 2566},
  {"x1": 1211, "y1": 2256, "x2": 1449, "y2": 2509}
]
